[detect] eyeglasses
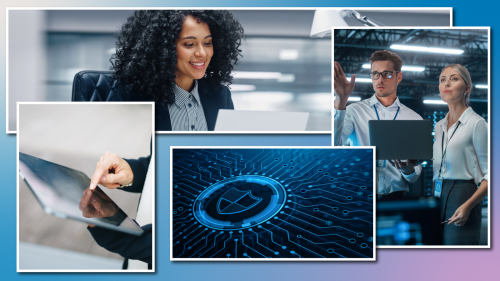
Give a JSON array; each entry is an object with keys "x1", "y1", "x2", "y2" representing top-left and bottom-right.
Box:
[{"x1": 370, "y1": 71, "x2": 400, "y2": 80}]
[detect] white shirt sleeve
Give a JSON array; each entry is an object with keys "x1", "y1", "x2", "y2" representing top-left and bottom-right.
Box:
[
  {"x1": 334, "y1": 107, "x2": 354, "y2": 146},
  {"x1": 472, "y1": 118, "x2": 488, "y2": 182},
  {"x1": 401, "y1": 163, "x2": 422, "y2": 183}
]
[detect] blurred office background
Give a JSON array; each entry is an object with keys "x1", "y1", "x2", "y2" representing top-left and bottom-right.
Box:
[
  {"x1": 334, "y1": 28, "x2": 489, "y2": 245},
  {"x1": 18, "y1": 103, "x2": 152, "y2": 269},
  {"x1": 8, "y1": 10, "x2": 331, "y2": 132},
  {"x1": 8, "y1": 9, "x2": 452, "y2": 132}
]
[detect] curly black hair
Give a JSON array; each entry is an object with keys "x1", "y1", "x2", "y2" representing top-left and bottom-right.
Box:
[{"x1": 111, "y1": 10, "x2": 244, "y2": 105}]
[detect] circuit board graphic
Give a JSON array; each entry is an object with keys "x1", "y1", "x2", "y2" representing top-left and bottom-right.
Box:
[{"x1": 171, "y1": 148, "x2": 374, "y2": 260}]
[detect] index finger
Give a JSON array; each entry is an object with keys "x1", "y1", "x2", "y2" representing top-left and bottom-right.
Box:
[
  {"x1": 336, "y1": 62, "x2": 346, "y2": 77},
  {"x1": 90, "y1": 156, "x2": 120, "y2": 190}
]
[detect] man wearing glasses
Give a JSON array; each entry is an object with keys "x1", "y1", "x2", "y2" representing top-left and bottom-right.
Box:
[{"x1": 333, "y1": 50, "x2": 422, "y2": 200}]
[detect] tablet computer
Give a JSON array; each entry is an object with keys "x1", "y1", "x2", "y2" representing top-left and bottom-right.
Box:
[
  {"x1": 19, "y1": 152, "x2": 143, "y2": 235},
  {"x1": 368, "y1": 120, "x2": 433, "y2": 160},
  {"x1": 214, "y1": 109, "x2": 309, "y2": 131}
]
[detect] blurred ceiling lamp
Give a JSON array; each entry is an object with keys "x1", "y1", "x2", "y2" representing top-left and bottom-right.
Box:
[
  {"x1": 333, "y1": 96, "x2": 362, "y2": 101},
  {"x1": 362, "y1": 64, "x2": 425, "y2": 72},
  {"x1": 423, "y1": 100, "x2": 447, "y2": 105},
  {"x1": 229, "y1": 84, "x2": 256, "y2": 91},
  {"x1": 310, "y1": 9, "x2": 380, "y2": 38},
  {"x1": 475, "y1": 84, "x2": 488, "y2": 89},
  {"x1": 234, "y1": 92, "x2": 294, "y2": 104},
  {"x1": 390, "y1": 44, "x2": 464, "y2": 55},
  {"x1": 232, "y1": 71, "x2": 282, "y2": 79},
  {"x1": 279, "y1": 49, "x2": 299, "y2": 60},
  {"x1": 346, "y1": 77, "x2": 372, "y2": 83}
]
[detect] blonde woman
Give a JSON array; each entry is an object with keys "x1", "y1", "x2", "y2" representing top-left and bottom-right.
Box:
[{"x1": 433, "y1": 64, "x2": 488, "y2": 245}]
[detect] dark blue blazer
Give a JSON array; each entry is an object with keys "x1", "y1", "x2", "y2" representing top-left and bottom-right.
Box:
[{"x1": 100, "y1": 78, "x2": 234, "y2": 131}]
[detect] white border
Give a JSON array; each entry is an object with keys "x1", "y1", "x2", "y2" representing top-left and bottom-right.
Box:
[
  {"x1": 331, "y1": 26, "x2": 491, "y2": 249},
  {"x1": 6, "y1": 7, "x2": 452, "y2": 134},
  {"x1": 170, "y1": 146, "x2": 376, "y2": 261},
  {"x1": 17, "y1": 101, "x2": 156, "y2": 272}
]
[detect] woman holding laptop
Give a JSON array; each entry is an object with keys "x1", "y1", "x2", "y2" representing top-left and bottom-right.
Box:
[{"x1": 433, "y1": 64, "x2": 488, "y2": 245}]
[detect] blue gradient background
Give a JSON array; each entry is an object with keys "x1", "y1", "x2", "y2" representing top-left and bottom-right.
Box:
[{"x1": 1, "y1": 0, "x2": 497, "y2": 280}]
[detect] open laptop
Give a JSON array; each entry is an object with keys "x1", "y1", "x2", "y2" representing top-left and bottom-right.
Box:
[
  {"x1": 368, "y1": 120, "x2": 433, "y2": 160},
  {"x1": 214, "y1": 109, "x2": 309, "y2": 131},
  {"x1": 19, "y1": 152, "x2": 143, "y2": 235}
]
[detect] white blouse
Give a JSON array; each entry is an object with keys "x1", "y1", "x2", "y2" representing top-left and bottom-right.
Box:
[{"x1": 432, "y1": 107, "x2": 488, "y2": 184}]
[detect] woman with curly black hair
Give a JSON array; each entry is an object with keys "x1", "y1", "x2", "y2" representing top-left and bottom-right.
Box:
[{"x1": 111, "y1": 10, "x2": 244, "y2": 131}]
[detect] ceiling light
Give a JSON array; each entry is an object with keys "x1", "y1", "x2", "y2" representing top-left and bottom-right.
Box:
[
  {"x1": 279, "y1": 49, "x2": 299, "y2": 60},
  {"x1": 229, "y1": 84, "x2": 256, "y2": 91},
  {"x1": 390, "y1": 44, "x2": 464, "y2": 55},
  {"x1": 423, "y1": 100, "x2": 447, "y2": 105},
  {"x1": 475, "y1": 84, "x2": 488, "y2": 89},
  {"x1": 232, "y1": 71, "x2": 282, "y2": 79},
  {"x1": 362, "y1": 64, "x2": 425, "y2": 72},
  {"x1": 346, "y1": 77, "x2": 372, "y2": 83}
]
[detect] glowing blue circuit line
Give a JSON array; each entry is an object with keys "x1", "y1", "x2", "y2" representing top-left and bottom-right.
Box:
[
  {"x1": 174, "y1": 202, "x2": 191, "y2": 206},
  {"x1": 290, "y1": 208, "x2": 329, "y2": 223},
  {"x1": 173, "y1": 195, "x2": 194, "y2": 200},
  {"x1": 348, "y1": 210, "x2": 374, "y2": 214},
  {"x1": 178, "y1": 183, "x2": 202, "y2": 193},
  {"x1": 198, "y1": 232, "x2": 222, "y2": 257},
  {"x1": 317, "y1": 210, "x2": 373, "y2": 224},
  {"x1": 260, "y1": 226, "x2": 284, "y2": 247},
  {"x1": 212, "y1": 162, "x2": 233, "y2": 176},
  {"x1": 295, "y1": 195, "x2": 372, "y2": 205},
  {"x1": 249, "y1": 229, "x2": 275, "y2": 254},
  {"x1": 276, "y1": 217, "x2": 349, "y2": 240},
  {"x1": 177, "y1": 227, "x2": 204, "y2": 257},
  {"x1": 298, "y1": 236, "x2": 368, "y2": 258},
  {"x1": 239, "y1": 149, "x2": 265, "y2": 173},
  {"x1": 250, "y1": 152, "x2": 274, "y2": 174},
  {"x1": 177, "y1": 166, "x2": 213, "y2": 184},
  {"x1": 173, "y1": 223, "x2": 196, "y2": 239},
  {"x1": 173, "y1": 209, "x2": 189, "y2": 216},
  {"x1": 334, "y1": 180, "x2": 365, "y2": 188},
  {"x1": 201, "y1": 149, "x2": 230, "y2": 164},
  {"x1": 173, "y1": 186, "x2": 197, "y2": 197},
  {"x1": 177, "y1": 160, "x2": 194, "y2": 167},
  {"x1": 210, "y1": 233, "x2": 233, "y2": 258},
  {"x1": 291, "y1": 252, "x2": 301, "y2": 258},
  {"x1": 208, "y1": 166, "x2": 223, "y2": 178},
  {"x1": 241, "y1": 232, "x2": 267, "y2": 258},
  {"x1": 189, "y1": 232, "x2": 211, "y2": 258},
  {"x1": 331, "y1": 186, "x2": 360, "y2": 194},
  {"x1": 307, "y1": 188, "x2": 348, "y2": 198},
  {"x1": 281, "y1": 212, "x2": 352, "y2": 233},
  {"x1": 173, "y1": 218, "x2": 194, "y2": 227},
  {"x1": 286, "y1": 172, "x2": 322, "y2": 186},
  {"x1": 267, "y1": 222, "x2": 325, "y2": 258},
  {"x1": 336, "y1": 176, "x2": 372, "y2": 182},
  {"x1": 180, "y1": 157, "x2": 201, "y2": 168},
  {"x1": 177, "y1": 178, "x2": 206, "y2": 188}
]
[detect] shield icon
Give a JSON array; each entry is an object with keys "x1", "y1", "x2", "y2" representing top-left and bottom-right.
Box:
[{"x1": 217, "y1": 187, "x2": 262, "y2": 215}]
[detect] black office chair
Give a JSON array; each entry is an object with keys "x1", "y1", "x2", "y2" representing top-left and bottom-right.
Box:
[{"x1": 71, "y1": 70, "x2": 118, "y2": 101}]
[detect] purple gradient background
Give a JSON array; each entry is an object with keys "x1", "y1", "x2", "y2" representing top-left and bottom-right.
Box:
[{"x1": 0, "y1": 0, "x2": 497, "y2": 280}]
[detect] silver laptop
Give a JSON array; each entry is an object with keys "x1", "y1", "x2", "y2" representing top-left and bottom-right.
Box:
[
  {"x1": 215, "y1": 109, "x2": 309, "y2": 131},
  {"x1": 19, "y1": 152, "x2": 143, "y2": 235}
]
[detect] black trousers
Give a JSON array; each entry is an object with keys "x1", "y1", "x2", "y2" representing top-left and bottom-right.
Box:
[{"x1": 440, "y1": 179, "x2": 482, "y2": 245}]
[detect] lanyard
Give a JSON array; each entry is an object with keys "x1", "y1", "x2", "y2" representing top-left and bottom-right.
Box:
[
  {"x1": 438, "y1": 121, "x2": 461, "y2": 177},
  {"x1": 373, "y1": 105, "x2": 400, "y2": 120}
]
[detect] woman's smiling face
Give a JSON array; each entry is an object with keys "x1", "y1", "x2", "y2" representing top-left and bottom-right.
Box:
[
  {"x1": 175, "y1": 16, "x2": 214, "y2": 89},
  {"x1": 439, "y1": 67, "x2": 470, "y2": 105}
]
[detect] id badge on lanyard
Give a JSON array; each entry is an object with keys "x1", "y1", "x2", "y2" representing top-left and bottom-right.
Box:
[{"x1": 434, "y1": 177, "x2": 443, "y2": 198}]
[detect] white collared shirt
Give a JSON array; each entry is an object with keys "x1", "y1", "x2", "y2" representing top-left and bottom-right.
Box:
[
  {"x1": 433, "y1": 107, "x2": 488, "y2": 184},
  {"x1": 334, "y1": 94, "x2": 423, "y2": 194}
]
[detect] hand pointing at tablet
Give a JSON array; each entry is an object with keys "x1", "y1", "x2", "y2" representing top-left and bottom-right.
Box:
[{"x1": 89, "y1": 152, "x2": 134, "y2": 190}]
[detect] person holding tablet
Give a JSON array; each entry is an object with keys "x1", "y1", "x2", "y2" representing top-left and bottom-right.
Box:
[
  {"x1": 333, "y1": 50, "x2": 422, "y2": 200},
  {"x1": 433, "y1": 64, "x2": 488, "y2": 245},
  {"x1": 106, "y1": 10, "x2": 244, "y2": 131},
  {"x1": 80, "y1": 151, "x2": 153, "y2": 269}
]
